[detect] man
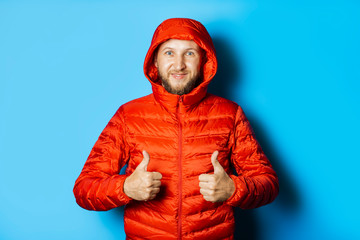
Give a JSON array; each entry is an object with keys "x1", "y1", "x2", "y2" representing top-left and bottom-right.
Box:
[{"x1": 73, "y1": 18, "x2": 279, "y2": 239}]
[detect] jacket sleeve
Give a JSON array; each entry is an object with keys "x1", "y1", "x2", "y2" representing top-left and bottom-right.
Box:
[
  {"x1": 225, "y1": 106, "x2": 279, "y2": 209},
  {"x1": 73, "y1": 106, "x2": 132, "y2": 211}
]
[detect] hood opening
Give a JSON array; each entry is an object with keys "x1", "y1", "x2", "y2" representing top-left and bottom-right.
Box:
[{"x1": 144, "y1": 18, "x2": 217, "y2": 90}]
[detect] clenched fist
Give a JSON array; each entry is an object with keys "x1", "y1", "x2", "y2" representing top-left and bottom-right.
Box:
[
  {"x1": 199, "y1": 151, "x2": 235, "y2": 202},
  {"x1": 124, "y1": 150, "x2": 162, "y2": 201}
]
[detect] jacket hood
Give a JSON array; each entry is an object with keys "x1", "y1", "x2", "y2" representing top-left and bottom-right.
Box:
[{"x1": 144, "y1": 18, "x2": 218, "y2": 109}]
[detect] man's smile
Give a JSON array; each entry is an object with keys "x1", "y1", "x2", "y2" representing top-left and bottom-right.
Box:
[{"x1": 170, "y1": 73, "x2": 188, "y2": 80}]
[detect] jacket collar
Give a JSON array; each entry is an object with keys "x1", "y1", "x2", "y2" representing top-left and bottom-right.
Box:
[{"x1": 151, "y1": 80, "x2": 208, "y2": 112}]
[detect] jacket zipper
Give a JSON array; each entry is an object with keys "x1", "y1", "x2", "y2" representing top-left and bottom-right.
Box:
[{"x1": 177, "y1": 96, "x2": 183, "y2": 239}]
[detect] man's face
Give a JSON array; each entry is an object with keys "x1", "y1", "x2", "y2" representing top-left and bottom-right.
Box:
[{"x1": 155, "y1": 39, "x2": 202, "y2": 95}]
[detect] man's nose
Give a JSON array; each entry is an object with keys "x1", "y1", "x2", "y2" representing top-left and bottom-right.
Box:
[{"x1": 173, "y1": 55, "x2": 186, "y2": 71}]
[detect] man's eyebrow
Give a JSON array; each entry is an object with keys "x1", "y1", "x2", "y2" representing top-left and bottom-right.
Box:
[
  {"x1": 185, "y1": 48, "x2": 200, "y2": 51},
  {"x1": 160, "y1": 47, "x2": 174, "y2": 51}
]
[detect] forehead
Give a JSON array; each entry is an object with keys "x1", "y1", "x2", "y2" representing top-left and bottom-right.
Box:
[{"x1": 158, "y1": 39, "x2": 200, "y2": 51}]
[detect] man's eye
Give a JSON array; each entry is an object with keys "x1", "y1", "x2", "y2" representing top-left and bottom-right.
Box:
[
  {"x1": 186, "y1": 52, "x2": 194, "y2": 56},
  {"x1": 165, "y1": 51, "x2": 173, "y2": 55}
]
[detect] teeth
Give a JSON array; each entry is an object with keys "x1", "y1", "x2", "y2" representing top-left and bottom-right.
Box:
[{"x1": 171, "y1": 73, "x2": 186, "y2": 79}]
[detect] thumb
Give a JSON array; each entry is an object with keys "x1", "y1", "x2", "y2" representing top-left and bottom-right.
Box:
[
  {"x1": 211, "y1": 150, "x2": 223, "y2": 174},
  {"x1": 136, "y1": 150, "x2": 150, "y2": 172}
]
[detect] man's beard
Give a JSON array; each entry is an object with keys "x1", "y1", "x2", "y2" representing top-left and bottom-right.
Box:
[{"x1": 158, "y1": 71, "x2": 201, "y2": 95}]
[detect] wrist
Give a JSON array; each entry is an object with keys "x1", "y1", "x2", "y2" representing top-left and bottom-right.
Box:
[
  {"x1": 123, "y1": 177, "x2": 132, "y2": 199},
  {"x1": 226, "y1": 176, "x2": 235, "y2": 200}
]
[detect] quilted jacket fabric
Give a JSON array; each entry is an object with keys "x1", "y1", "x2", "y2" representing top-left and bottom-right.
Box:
[{"x1": 73, "y1": 18, "x2": 279, "y2": 239}]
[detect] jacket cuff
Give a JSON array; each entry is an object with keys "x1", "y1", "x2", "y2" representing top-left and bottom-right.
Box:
[
  {"x1": 114, "y1": 175, "x2": 133, "y2": 204},
  {"x1": 225, "y1": 175, "x2": 249, "y2": 207}
]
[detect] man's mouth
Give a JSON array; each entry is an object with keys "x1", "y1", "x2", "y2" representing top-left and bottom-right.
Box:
[{"x1": 171, "y1": 73, "x2": 187, "y2": 80}]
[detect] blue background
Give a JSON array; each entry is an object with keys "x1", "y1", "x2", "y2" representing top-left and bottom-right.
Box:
[{"x1": 1, "y1": 0, "x2": 359, "y2": 239}]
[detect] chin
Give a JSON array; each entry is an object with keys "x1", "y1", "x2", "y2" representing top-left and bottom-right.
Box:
[{"x1": 160, "y1": 74, "x2": 199, "y2": 95}]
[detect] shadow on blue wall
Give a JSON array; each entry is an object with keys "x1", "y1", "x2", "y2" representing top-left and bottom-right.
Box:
[{"x1": 209, "y1": 36, "x2": 302, "y2": 240}]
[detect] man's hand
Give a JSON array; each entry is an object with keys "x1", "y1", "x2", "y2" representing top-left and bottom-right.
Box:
[
  {"x1": 124, "y1": 150, "x2": 162, "y2": 201},
  {"x1": 199, "y1": 151, "x2": 235, "y2": 202}
]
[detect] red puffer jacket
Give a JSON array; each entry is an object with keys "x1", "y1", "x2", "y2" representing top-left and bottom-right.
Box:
[{"x1": 73, "y1": 18, "x2": 279, "y2": 239}]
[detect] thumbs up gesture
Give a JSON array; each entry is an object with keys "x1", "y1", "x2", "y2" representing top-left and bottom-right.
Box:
[
  {"x1": 199, "y1": 151, "x2": 235, "y2": 202},
  {"x1": 124, "y1": 150, "x2": 162, "y2": 201}
]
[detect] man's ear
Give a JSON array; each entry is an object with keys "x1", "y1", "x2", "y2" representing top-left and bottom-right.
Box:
[
  {"x1": 200, "y1": 49, "x2": 207, "y2": 65},
  {"x1": 153, "y1": 51, "x2": 158, "y2": 68}
]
